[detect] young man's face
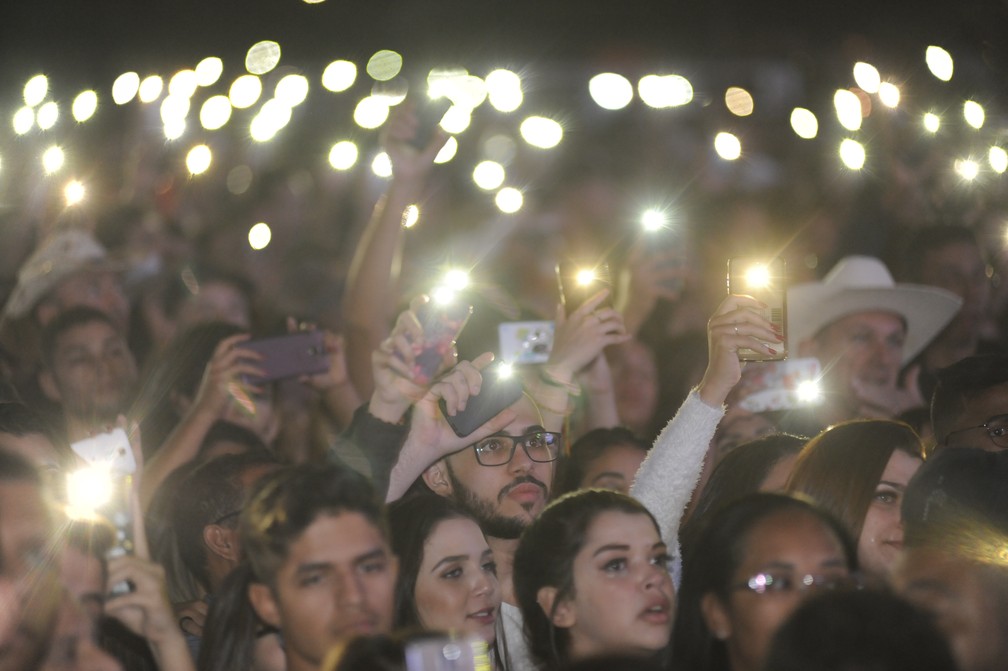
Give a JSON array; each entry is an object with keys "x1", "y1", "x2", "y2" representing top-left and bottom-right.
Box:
[{"x1": 249, "y1": 512, "x2": 397, "y2": 671}]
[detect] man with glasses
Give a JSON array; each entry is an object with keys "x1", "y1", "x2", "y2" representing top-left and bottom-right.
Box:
[{"x1": 931, "y1": 354, "x2": 1008, "y2": 451}]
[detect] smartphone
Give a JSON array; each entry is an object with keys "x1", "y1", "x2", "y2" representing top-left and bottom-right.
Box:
[
  {"x1": 736, "y1": 357, "x2": 822, "y2": 412},
  {"x1": 240, "y1": 332, "x2": 330, "y2": 383},
  {"x1": 727, "y1": 257, "x2": 787, "y2": 362},
  {"x1": 440, "y1": 362, "x2": 524, "y2": 437},
  {"x1": 498, "y1": 320, "x2": 555, "y2": 365},
  {"x1": 405, "y1": 635, "x2": 488, "y2": 671},
  {"x1": 105, "y1": 472, "x2": 136, "y2": 594},
  {"x1": 410, "y1": 95, "x2": 453, "y2": 150},
  {"x1": 557, "y1": 261, "x2": 613, "y2": 316},
  {"x1": 412, "y1": 301, "x2": 474, "y2": 386}
]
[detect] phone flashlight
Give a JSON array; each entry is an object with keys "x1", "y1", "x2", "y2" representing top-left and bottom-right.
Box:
[
  {"x1": 745, "y1": 264, "x2": 771, "y2": 289},
  {"x1": 641, "y1": 208, "x2": 666, "y2": 232},
  {"x1": 727, "y1": 257, "x2": 787, "y2": 362},
  {"x1": 66, "y1": 465, "x2": 115, "y2": 517},
  {"x1": 796, "y1": 379, "x2": 822, "y2": 403},
  {"x1": 496, "y1": 362, "x2": 515, "y2": 379},
  {"x1": 575, "y1": 268, "x2": 597, "y2": 286}
]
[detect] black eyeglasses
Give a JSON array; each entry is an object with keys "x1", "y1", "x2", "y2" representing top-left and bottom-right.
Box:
[
  {"x1": 471, "y1": 431, "x2": 562, "y2": 467},
  {"x1": 732, "y1": 572, "x2": 861, "y2": 595},
  {"x1": 943, "y1": 414, "x2": 1008, "y2": 450}
]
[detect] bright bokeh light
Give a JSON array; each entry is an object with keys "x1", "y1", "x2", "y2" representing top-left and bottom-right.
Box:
[
  {"x1": 402, "y1": 204, "x2": 419, "y2": 228},
  {"x1": 955, "y1": 158, "x2": 980, "y2": 181},
  {"x1": 229, "y1": 75, "x2": 262, "y2": 109},
  {"x1": 24, "y1": 74, "x2": 48, "y2": 107},
  {"x1": 323, "y1": 60, "x2": 357, "y2": 92},
  {"x1": 964, "y1": 101, "x2": 985, "y2": 129},
  {"x1": 428, "y1": 71, "x2": 487, "y2": 109},
  {"x1": 714, "y1": 132, "x2": 742, "y2": 161},
  {"x1": 138, "y1": 75, "x2": 164, "y2": 103},
  {"x1": 159, "y1": 95, "x2": 190, "y2": 124},
  {"x1": 638, "y1": 74, "x2": 693, "y2": 108},
  {"x1": 42, "y1": 145, "x2": 65, "y2": 174},
  {"x1": 186, "y1": 145, "x2": 212, "y2": 175},
  {"x1": 923, "y1": 112, "x2": 941, "y2": 133},
  {"x1": 796, "y1": 379, "x2": 822, "y2": 403},
  {"x1": 589, "y1": 73, "x2": 634, "y2": 110},
  {"x1": 520, "y1": 116, "x2": 563, "y2": 149},
  {"x1": 195, "y1": 57, "x2": 224, "y2": 86},
  {"x1": 12, "y1": 107, "x2": 33, "y2": 135},
  {"x1": 250, "y1": 99, "x2": 292, "y2": 141},
  {"x1": 64, "y1": 180, "x2": 85, "y2": 206},
  {"x1": 36, "y1": 102, "x2": 58, "y2": 130},
  {"x1": 112, "y1": 72, "x2": 140, "y2": 105},
  {"x1": 163, "y1": 119, "x2": 186, "y2": 140},
  {"x1": 433, "y1": 137, "x2": 458, "y2": 164},
  {"x1": 443, "y1": 269, "x2": 470, "y2": 291},
  {"x1": 839, "y1": 139, "x2": 866, "y2": 170},
  {"x1": 439, "y1": 105, "x2": 471, "y2": 134},
  {"x1": 852, "y1": 62, "x2": 881, "y2": 94},
  {"x1": 790, "y1": 108, "x2": 818, "y2": 139},
  {"x1": 328, "y1": 141, "x2": 359, "y2": 170},
  {"x1": 495, "y1": 187, "x2": 523, "y2": 213},
  {"x1": 878, "y1": 82, "x2": 900, "y2": 108},
  {"x1": 472, "y1": 160, "x2": 506, "y2": 190},
  {"x1": 246, "y1": 41, "x2": 281, "y2": 75},
  {"x1": 66, "y1": 466, "x2": 113, "y2": 514},
  {"x1": 485, "y1": 69, "x2": 523, "y2": 112},
  {"x1": 372, "y1": 152, "x2": 393, "y2": 178},
  {"x1": 248, "y1": 222, "x2": 272, "y2": 250},
  {"x1": 641, "y1": 208, "x2": 667, "y2": 231},
  {"x1": 200, "y1": 96, "x2": 232, "y2": 130},
  {"x1": 169, "y1": 70, "x2": 198, "y2": 98},
  {"x1": 926, "y1": 46, "x2": 954, "y2": 82},
  {"x1": 834, "y1": 89, "x2": 862, "y2": 131},
  {"x1": 276, "y1": 74, "x2": 310, "y2": 106},
  {"x1": 745, "y1": 264, "x2": 770, "y2": 288},
  {"x1": 353, "y1": 96, "x2": 390, "y2": 129},
  {"x1": 725, "y1": 87, "x2": 754, "y2": 117},
  {"x1": 989, "y1": 147, "x2": 1008, "y2": 174},
  {"x1": 575, "y1": 268, "x2": 596, "y2": 286},
  {"x1": 72, "y1": 91, "x2": 98, "y2": 122},
  {"x1": 366, "y1": 50, "x2": 403, "y2": 81}
]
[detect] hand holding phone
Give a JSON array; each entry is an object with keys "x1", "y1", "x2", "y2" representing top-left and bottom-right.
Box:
[
  {"x1": 239, "y1": 332, "x2": 330, "y2": 383},
  {"x1": 557, "y1": 261, "x2": 614, "y2": 316},
  {"x1": 726, "y1": 257, "x2": 787, "y2": 362},
  {"x1": 440, "y1": 361, "x2": 524, "y2": 438},
  {"x1": 411, "y1": 300, "x2": 473, "y2": 386}
]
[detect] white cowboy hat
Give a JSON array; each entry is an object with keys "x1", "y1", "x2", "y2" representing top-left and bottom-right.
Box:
[{"x1": 787, "y1": 255, "x2": 962, "y2": 364}]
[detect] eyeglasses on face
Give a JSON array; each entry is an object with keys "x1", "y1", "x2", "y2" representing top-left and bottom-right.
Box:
[
  {"x1": 731, "y1": 572, "x2": 860, "y2": 595},
  {"x1": 471, "y1": 431, "x2": 562, "y2": 467},
  {"x1": 943, "y1": 414, "x2": 1008, "y2": 449}
]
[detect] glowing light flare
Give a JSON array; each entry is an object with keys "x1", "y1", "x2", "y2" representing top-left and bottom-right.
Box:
[
  {"x1": 495, "y1": 187, "x2": 523, "y2": 214},
  {"x1": 878, "y1": 82, "x2": 900, "y2": 108},
  {"x1": 112, "y1": 72, "x2": 140, "y2": 105},
  {"x1": 66, "y1": 466, "x2": 113, "y2": 514},
  {"x1": 249, "y1": 114, "x2": 276, "y2": 143},
  {"x1": 72, "y1": 91, "x2": 98, "y2": 122},
  {"x1": 163, "y1": 119, "x2": 186, "y2": 140},
  {"x1": 520, "y1": 116, "x2": 563, "y2": 149},
  {"x1": 42, "y1": 146, "x2": 65, "y2": 174},
  {"x1": 195, "y1": 57, "x2": 224, "y2": 86},
  {"x1": 169, "y1": 69, "x2": 198, "y2": 98},
  {"x1": 24, "y1": 74, "x2": 48, "y2": 107},
  {"x1": 229, "y1": 75, "x2": 262, "y2": 109},
  {"x1": 796, "y1": 379, "x2": 822, "y2": 403},
  {"x1": 834, "y1": 89, "x2": 862, "y2": 131},
  {"x1": 714, "y1": 132, "x2": 742, "y2": 161},
  {"x1": 429, "y1": 72, "x2": 487, "y2": 109},
  {"x1": 744, "y1": 264, "x2": 770, "y2": 288},
  {"x1": 433, "y1": 137, "x2": 458, "y2": 164},
  {"x1": 589, "y1": 73, "x2": 634, "y2": 110},
  {"x1": 200, "y1": 96, "x2": 232, "y2": 130},
  {"x1": 641, "y1": 209, "x2": 666, "y2": 231},
  {"x1": 839, "y1": 139, "x2": 866, "y2": 170},
  {"x1": 790, "y1": 108, "x2": 818, "y2": 139},
  {"x1": 988, "y1": 147, "x2": 1008, "y2": 174},
  {"x1": 275, "y1": 74, "x2": 309, "y2": 106},
  {"x1": 64, "y1": 180, "x2": 85, "y2": 206},
  {"x1": 246, "y1": 40, "x2": 281, "y2": 75},
  {"x1": 472, "y1": 161, "x2": 506, "y2": 190},
  {"x1": 366, "y1": 50, "x2": 403, "y2": 82},
  {"x1": 443, "y1": 269, "x2": 470, "y2": 291},
  {"x1": 248, "y1": 222, "x2": 272, "y2": 250},
  {"x1": 964, "y1": 101, "x2": 985, "y2": 129},
  {"x1": 328, "y1": 141, "x2": 359, "y2": 170},
  {"x1": 955, "y1": 158, "x2": 980, "y2": 181},
  {"x1": 13, "y1": 107, "x2": 34, "y2": 134},
  {"x1": 36, "y1": 102, "x2": 58, "y2": 130},
  {"x1": 372, "y1": 152, "x2": 393, "y2": 178},
  {"x1": 159, "y1": 95, "x2": 190, "y2": 124},
  {"x1": 485, "y1": 69, "x2": 523, "y2": 112},
  {"x1": 138, "y1": 76, "x2": 164, "y2": 103},
  {"x1": 926, "y1": 46, "x2": 954, "y2": 82},
  {"x1": 322, "y1": 60, "x2": 357, "y2": 92},
  {"x1": 575, "y1": 269, "x2": 597, "y2": 286},
  {"x1": 852, "y1": 62, "x2": 881, "y2": 94},
  {"x1": 496, "y1": 362, "x2": 515, "y2": 379},
  {"x1": 354, "y1": 96, "x2": 390, "y2": 129},
  {"x1": 402, "y1": 204, "x2": 419, "y2": 228},
  {"x1": 439, "y1": 105, "x2": 471, "y2": 134},
  {"x1": 186, "y1": 144, "x2": 212, "y2": 175},
  {"x1": 923, "y1": 112, "x2": 941, "y2": 133},
  {"x1": 725, "y1": 87, "x2": 754, "y2": 117},
  {"x1": 638, "y1": 74, "x2": 693, "y2": 108}
]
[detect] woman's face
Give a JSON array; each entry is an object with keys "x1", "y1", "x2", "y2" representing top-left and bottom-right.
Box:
[
  {"x1": 702, "y1": 510, "x2": 850, "y2": 671},
  {"x1": 578, "y1": 444, "x2": 647, "y2": 494},
  {"x1": 414, "y1": 518, "x2": 501, "y2": 643},
  {"x1": 558, "y1": 511, "x2": 674, "y2": 661},
  {"x1": 857, "y1": 449, "x2": 921, "y2": 578}
]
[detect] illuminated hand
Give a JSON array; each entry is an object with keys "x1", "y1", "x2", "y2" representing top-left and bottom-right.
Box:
[
  {"x1": 698, "y1": 294, "x2": 782, "y2": 407},
  {"x1": 545, "y1": 289, "x2": 630, "y2": 384},
  {"x1": 380, "y1": 101, "x2": 448, "y2": 184},
  {"x1": 851, "y1": 365, "x2": 925, "y2": 419},
  {"x1": 192, "y1": 334, "x2": 266, "y2": 419}
]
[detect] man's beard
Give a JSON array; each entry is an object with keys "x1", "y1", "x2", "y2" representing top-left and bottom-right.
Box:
[{"x1": 444, "y1": 463, "x2": 548, "y2": 540}]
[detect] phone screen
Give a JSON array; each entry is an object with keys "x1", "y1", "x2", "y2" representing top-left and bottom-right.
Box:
[{"x1": 727, "y1": 257, "x2": 787, "y2": 362}]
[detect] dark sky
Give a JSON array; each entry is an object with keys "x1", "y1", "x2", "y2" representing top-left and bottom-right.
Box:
[{"x1": 1, "y1": 0, "x2": 1006, "y2": 86}]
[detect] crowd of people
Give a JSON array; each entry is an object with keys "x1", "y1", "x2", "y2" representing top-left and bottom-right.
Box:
[{"x1": 1, "y1": 93, "x2": 1007, "y2": 671}]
